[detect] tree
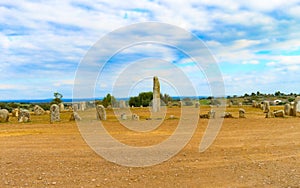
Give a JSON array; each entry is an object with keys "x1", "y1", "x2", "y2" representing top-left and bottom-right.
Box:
[
  {"x1": 275, "y1": 91, "x2": 281, "y2": 96},
  {"x1": 129, "y1": 91, "x2": 172, "y2": 107},
  {"x1": 102, "y1": 93, "x2": 116, "y2": 108},
  {"x1": 129, "y1": 92, "x2": 153, "y2": 107},
  {"x1": 51, "y1": 92, "x2": 63, "y2": 105},
  {"x1": 161, "y1": 93, "x2": 172, "y2": 105}
]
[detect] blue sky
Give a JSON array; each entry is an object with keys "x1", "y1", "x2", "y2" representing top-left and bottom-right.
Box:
[{"x1": 1, "y1": 0, "x2": 300, "y2": 99}]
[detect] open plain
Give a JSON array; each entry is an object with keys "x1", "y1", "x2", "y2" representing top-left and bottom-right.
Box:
[{"x1": 0, "y1": 106, "x2": 299, "y2": 187}]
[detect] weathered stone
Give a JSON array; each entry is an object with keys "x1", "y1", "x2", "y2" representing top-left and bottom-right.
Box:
[
  {"x1": 284, "y1": 104, "x2": 291, "y2": 116},
  {"x1": 119, "y1": 100, "x2": 126, "y2": 108},
  {"x1": 120, "y1": 113, "x2": 127, "y2": 120},
  {"x1": 50, "y1": 104, "x2": 60, "y2": 123},
  {"x1": 12, "y1": 108, "x2": 19, "y2": 117},
  {"x1": 96, "y1": 105, "x2": 106, "y2": 120},
  {"x1": 0, "y1": 109, "x2": 9, "y2": 122},
  {"x1": 195, "y1": 102, "x2": 199, "y2": 108},
  {"x1": 59, "y1": 103, "x2": 64, "y2": 111},
  {"x1": 257, "y1": 103, "x2": 262, "y2": 109},
  {"x1": 79, "y1": 102, "x2": 86, "y2": 111},
  {"x1": 34, "y1": 105, "x2": 45, "y2": 115},
  {"x1": 228, "y1": 101, "x2": 233, "y2": 107},
  {"x1": 292, "y1": 101, "x2": 299, "y2": 116},
  {"x1": 265, "y1": 112, "x2": 274, "y2": 118},
  {"x1": 292, "y1": 100, "x2": 300, "y2": 116},
  {"x1": 274, "y1": 110, "x2": 284, "y2": 117},
  {"x1": 238, "y1": 102, "x2": 243, "y2": 107},
  {"x1": 152, "y1": 76, "x2": 160, "y2": 112},
  {"x1": 297, "y1": 102, "x2": 300, "y2": 113},
  {"x1": 252, "y1": 101, "x2": 257, "y2": 108},
  {"x1": 131, "y1": 113, "x2": 139, "y2": 121},
  {"x1": 69, "y1": 112, "x2": 81, "y2": 121},
  {"x1": 18, "y1": 110, "x2": 30, "y2": 122},
  {"x1": 208, "y1": 110, "x2": 216, "y2": 119},
  {"x1": 263, "y1": 101, "x2": 270, "y2": 113},
  {"x1": 72, "y1": 104, "x2": 78, "y2": 112},
  {"x1": 222, "y1": 112, "x2": 233, "y2": 118},
  {"x1": 239, "y1": 108, "x2": 246, "y2": 118},
  {"x1": 200, "y1": 114, "x2": 209, "y2": 119}
]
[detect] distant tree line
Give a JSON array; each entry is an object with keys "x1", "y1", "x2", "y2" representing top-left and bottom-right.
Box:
[
  {"x1": 129, "y1": 92, "x2": 172, "y2": 107},
  {"x1": 241, "y1": 91, "x2": 298, "y2": 98}
]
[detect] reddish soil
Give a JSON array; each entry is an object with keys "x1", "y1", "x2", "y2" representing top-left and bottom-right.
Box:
[{"x1": 0, "y1": 106, "x2": 299, "y2": 187}]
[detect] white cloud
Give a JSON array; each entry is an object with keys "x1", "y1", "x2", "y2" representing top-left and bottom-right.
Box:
[
  {"x1": 242, "y1": 60, "x2": 259, "y2": 65},
  {"x1": 1, "y1": 0, "x2": 300, "y2": 99},
  {"x1": 266, "y1": 61, "x2": 276, "y2": 66}
]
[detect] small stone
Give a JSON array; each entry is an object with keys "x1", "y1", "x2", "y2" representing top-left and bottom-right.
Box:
[
  {"x1": 52, "y1": 181, "x2": 57, "y2": 185},
  {"x1": 18, "y1": 109, "x2": 31, "y2": 123},
  {"x1": 34, "y1": 105, "x2": 45, "y2": 115},
  {"x1": 239, "y1": 108, "x2": 246, "y2": 118}
]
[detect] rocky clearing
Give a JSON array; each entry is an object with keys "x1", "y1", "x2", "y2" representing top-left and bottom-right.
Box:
[{"x1": 0, "y1": 106, "x2": 299, "y2": 187}]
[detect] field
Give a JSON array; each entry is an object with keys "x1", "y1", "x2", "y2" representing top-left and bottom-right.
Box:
[{"x1": 0, "y1": 106, "x2": 299, "y2": 187}]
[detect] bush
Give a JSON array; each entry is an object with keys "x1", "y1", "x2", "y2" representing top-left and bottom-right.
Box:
[{"x1": 129, "y1": 92, "x2": 153, "y2": 107}]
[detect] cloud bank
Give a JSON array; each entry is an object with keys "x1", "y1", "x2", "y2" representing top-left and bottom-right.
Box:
[{"x1": 1, "y1": 0, "x2": 300, "y2": 99}]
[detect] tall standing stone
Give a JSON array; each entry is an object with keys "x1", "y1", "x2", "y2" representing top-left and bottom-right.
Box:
[
  {"x1": 295, "y1": 97, "x2": 300, "y2": 115},
  {"x1": 73, "y1": 104, "x2": 78, "y2": 112},
  {"x1": 152, "y1": 76, "x2": 160, "y2": 112},
  {"x1": 292, "y1": 101, "x2": 298, "y2": 116},
  {"x1": 0, "y1": 109, "x2": 9, "y2": 122},
  {"x1": 263, "y1": 101, "x2": 270, "y2": 113},
  {"x1": 96, "y1": 105, "x2": 106, "y2": 120},
  {"x1": 59, "y1": 103, "x2": 64, "y2": 111},
  {"x1": 79, "y1": 102, "x2": 86, "y2": 111},
  {"x1": 284, "y1": 104, "x2": 291, "y2": 116},
  {"x1": 264, "y1": 101, "x2": 272, "y2": 118},
  {"x1": 119, "y1": 100, "x2": 126, "y2": 108},
  {"x1": 50, "y1": 104, "x2": 60, "y2": 123}
]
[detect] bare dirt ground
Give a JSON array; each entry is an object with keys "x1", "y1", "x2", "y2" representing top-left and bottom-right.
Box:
[{"x1": 0, "y1": 106, "x2": 299, "y2": 187}]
